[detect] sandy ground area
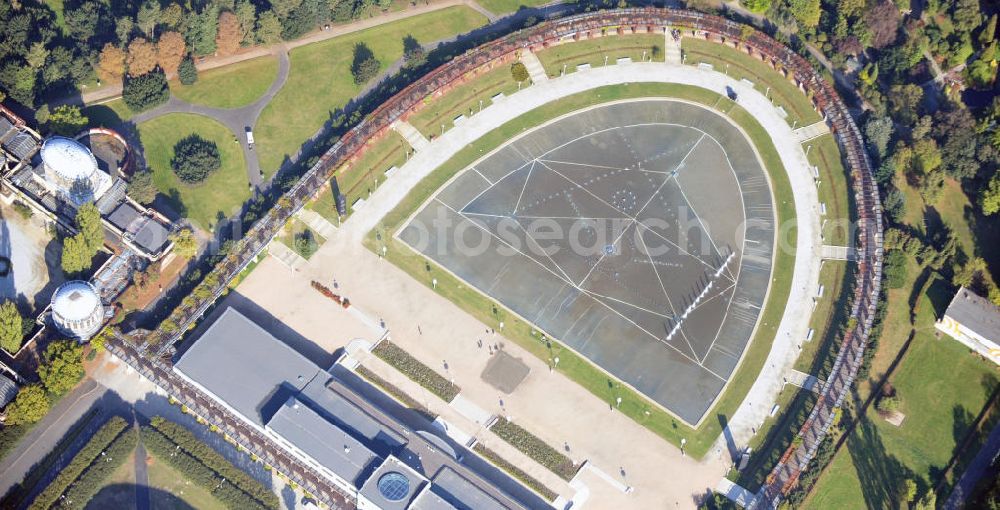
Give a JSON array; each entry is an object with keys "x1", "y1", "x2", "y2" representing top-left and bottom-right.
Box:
[{"x1": 0, "y1": 203, "x2": 64, "y2": 310}]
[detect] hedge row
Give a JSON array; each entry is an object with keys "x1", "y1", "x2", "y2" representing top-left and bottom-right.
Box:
[
  {"x1": 472, "y1": 443, "x2": 557, "y2": 501},
  {"x1": 1, "y1": 409, "x2": 100, "y2": 508},
  {"x1": 148, "y1": 417, "x2": 278, "y2": 508},
  {"x1": 58, "y1": 428, "x2": 136, "y2": 509},
  {"x1": 490, "y1": 417, "x2": 578, "y2": 481},
  {"x1": 372, "y1": 340, "x2": 460, "y2": 402},
  {"x1": 141, "y1": 426, "x2": 275, "y2": 510},
  {"x1": 29, "y1": 416, "x2": 128, "y2": 510}
]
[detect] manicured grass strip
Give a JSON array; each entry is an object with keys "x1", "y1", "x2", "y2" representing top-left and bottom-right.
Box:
[
  {"x1": 490, "y1": 417, "x2": 578, "y2": 481},
  {"x1": 149, "y1": 417, "x2": 278, "y2": 509},
  {"x1": 472, "y1": 443, "x2": 557, "y2": 501},
  {"x1": 137, "y1": 113, "x2": 250, "y2": 231},
  {"x1": 475, "y1": 0, "x2": 550, "y2": 15},
  {"x1": 170, "y1": 55, "x2": 279, "y2": 109},
  {"x1": 338, "y1": 131, "x2": 411, "y2": 212},
  {"x1": 277, "y1": 219, "x2": 324, "y2": 260},
  {"x1": 372, "y1": 340, "x2": 460, "y2": 402},
  {"x1": 141, "y1": 426, "x2": 272, "y2": 510},
  {"x1": 59, "y1": 427, "x2": 136, "y2": 510},
  {"x1": 807, "y1": 134, "x2": 854, "y2": 245},
  {"x1": 356, "y1": 365, "x2": 435, "y2": 420},
  {"x1": 254, "y1": 6, "x2": 489, "y2": 175},
  {"x1": 681, "y1": 37, "x2": 822, "y2": 126},
  {"x1": 29, "y1": 416, "x2": 128, "y2": 510},
  {"x1": 535, "y1": 34, "x2": 665, "y2": 77},
  {"x1": 0, "y1": 409, "x2": 99, "y2": 507},
  {"x1": 408, "y1": 64, "x2": 525, "y2": 137},
  {"x1": 368, "y1": 82, "x2": 798, "y2": 458}
]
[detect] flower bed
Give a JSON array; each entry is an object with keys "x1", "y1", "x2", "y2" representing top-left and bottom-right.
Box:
[
  {"x1": 490, "y1": 417, "x2": 578, "y2": 481},
  {"x1": 472, "y1": 443, "x2": 557, "y2": 501},
  {"x1": 355, "y1": 365, "x2": 435, "y2": 421},
  {"x1": 371, "y1": 340, "x2": 460, "y2": 402}
]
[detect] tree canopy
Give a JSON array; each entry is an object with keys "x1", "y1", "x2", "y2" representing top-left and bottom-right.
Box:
[
  {"x1": 127, "y1": 170, "x2": 158, "y2": 204},
  {"x1": 5, "y1": 384, "x2": 50, "y2": 426},
  {"x1": 38, "y1": 340, "x2": 85, "y2": 396},
  {"x1": 122, "y1": 68, "x2": 169, "y2": 111},
  {"x1": 171, "y1": 135, "x2": 221, "y2": 184},
  {"x1": 47, "y1": 105, "x2": 89, "y2": 137},
  {"x1": 0, "y1": 300, "x2": 23, "y2": 354}
]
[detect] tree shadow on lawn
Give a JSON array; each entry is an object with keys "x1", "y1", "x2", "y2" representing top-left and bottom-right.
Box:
[{"x1": 847, "y1": 410, "x2": 917, "y2": 510}]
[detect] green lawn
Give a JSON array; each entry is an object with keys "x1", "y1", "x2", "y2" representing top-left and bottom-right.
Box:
[
  {"x1": 805, "y1": 335, "x2": 999, "y2": 509},
  {"x1": 367, "y1": 82, "x2": 799, "y2": 457},
  {"x1": 170, "y1": 55, "x2": 279, "y2": 109},
  {"x1": 476, "y1": 0, "x2": 550, "y2": 15},
  {"x1": 137, "y1": 113, "x2": 250, "y2": 230},
  {"x1": 535, "y1": 34, "x2": 665, "y2": 77},
  {"x1": 408, "y1": 64, "x2": 525, "y2": 137},
  {"x1": 254, "y1": 6, "x2": 488, "y2": 177},
  {"x1": 807, "y1": 134, "x2": 854, "y2": 246},
  {"x1": 83, "y1": 98, "x2": 135, "y2": 127},
  {"x1": 681, "y1": 37, "x2": 822, "y2": 126},
  {"x1": 147, "y1": 452, "x2": 227, "y2": 510},
  {"x1": 277, "y1": 218, "x2": 326, "y2": 259}
]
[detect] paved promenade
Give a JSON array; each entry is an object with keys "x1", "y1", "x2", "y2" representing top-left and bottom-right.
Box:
[{"x1": 234, "y1": 59, "x2": 824, "y2": 508}]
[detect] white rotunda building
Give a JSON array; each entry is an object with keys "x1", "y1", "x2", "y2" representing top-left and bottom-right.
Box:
[
  {"x1": 50, "y1": 280, "x2": 105, "y2": 340},
  {"x1": 39, "y1": 136, "x2": 112, "y2": 206}
]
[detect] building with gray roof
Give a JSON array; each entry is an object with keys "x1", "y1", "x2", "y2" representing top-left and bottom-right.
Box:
[
  {"x1": 0, "y1": 374, "x2": 18, "y2": 409},
  {"x1": 936, "y1": 287, "x2": 1000, "y2": 365},
  {"x1": 173, "y1": 308, "x2": 539, "y2": 510}
]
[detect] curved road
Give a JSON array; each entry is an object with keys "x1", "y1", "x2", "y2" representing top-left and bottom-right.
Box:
[{"x1": 131, "y1": 48, "x2": 291, "y2": 191}]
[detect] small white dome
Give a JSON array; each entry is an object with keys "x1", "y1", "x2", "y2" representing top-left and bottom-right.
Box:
[
  {"x1": 41, "y1": 136, "x2": 100, "y2": 183},
  {"x1": 50, "y1": 281, "x2": 104, "y2": 340}
]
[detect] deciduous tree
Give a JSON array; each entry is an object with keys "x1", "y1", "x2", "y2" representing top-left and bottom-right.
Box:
[
  {"x1": 48, "y1": 105, "x2": 88, "y2": 137},
  {"x1": 61, "y1": 234, "x2": 91, "y2": 275},
  {"x1": 981, "y1": 174, "x2": 1000, "y2": 215},
  {"x1": 128, "y1": 170, "x2": 158, "y2": 204},
  {"x1": 127, "y1": 37, "x2": 158, "y2": 77},
  {"x1": 351, "y1": 43, "x2": 380, "y2": 85},
  {"x1": 216, "y1": 11, "x2": 241, "y2": 56},
  {"x1": 38, "y1": 340, "x2": 84, "y2": 396},
  {"x1": 97, "y1": 43, "x2": 126, "y2": 83},
  {"x1": 137, "y1": 0, "x2": 162, "y2": 38},
  {"x1": 0, "y1": 300, "x2": 23, "y2": 354},
  {"x1": 76, "y1": 203, "x2": 104, "y2": 255},
  {"x1": 5, "y1": 385, "x2": 49, "y2": 425},
  {"x1": 169, "y1": 228, "x2": 198, "y2": 258},
  {"x1": 157, "y1": 31, "x2": 186, "y2": 76}
]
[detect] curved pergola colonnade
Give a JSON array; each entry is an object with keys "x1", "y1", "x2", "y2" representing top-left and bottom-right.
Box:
[{"x1": 138, "y1": 8, "x2": 883, "y2": 508}]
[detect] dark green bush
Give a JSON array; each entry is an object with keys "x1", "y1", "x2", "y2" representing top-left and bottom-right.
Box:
[
  {"x1": 122, "y1": 70, "x2": 169, "y2": 112},
  {"x1": 490, "y1": 417, "x2": 578, "y2": 480},
  {"x1": 171, "y1": 135, "x2": 221, "y2": 184},
  {"x1": 178, "y1": 56, "x2": 198, "y2": 85},
  {"x1": 30, "y1": 416, "x2": 127, "y2": 510}
]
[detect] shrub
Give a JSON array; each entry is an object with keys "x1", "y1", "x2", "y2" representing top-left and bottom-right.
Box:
[
  {"x1": 60, "y1": 429, "x2": 136, "y2": 509},
  {"x1": 490, "y1": 417, "x2": 578, "y2": 480},
  {"x1": 511, "y1": 62, "x2": 529, "y2": 82},
  {"x1": 13, "y1": 201, "x2": 33, "y2": 219},
  {"x1": 883, "y1": 250, "x2": 908, "y2": 289},
  {"x1": 122, "y1": 69, "x2": 169, "y2": 112},
  {"x1": 178, "y1": 55, "x2": 198, "y2": 85},
  {"x1": 29, "y1": 416, "x2": 127, "y2": 510},
  {"x1": 171, "y1": 135, "x2": 221, "y2": 184},
  {"x1": 293, "y1": 229, "x2": 318, "y2": 258},
  {"x1": 372, "y1": 340, "x2": 460, "y2": 401}
]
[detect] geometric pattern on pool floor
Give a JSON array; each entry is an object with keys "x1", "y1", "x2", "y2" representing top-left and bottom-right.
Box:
[{"x1": 399, "y1": 99, "x2": 776, "y2": 424}]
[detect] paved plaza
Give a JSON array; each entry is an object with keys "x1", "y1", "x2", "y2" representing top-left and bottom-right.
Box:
[{"x1": 229, "y1": 59, "x2": 824, "y2": 508}]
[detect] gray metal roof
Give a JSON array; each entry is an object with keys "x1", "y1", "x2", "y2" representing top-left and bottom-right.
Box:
[
  {"x1": 173, "y1": 307, "x2": 320, "y2": 426},
  {"x1": 300, "y1": 375, "x2": 407, "y2": 450},
  {"x1": 265, "y1": 396, "x2": 381, "y2": 487},
  {"x1": 107, "y1": 202, "x2": 170, "y2": 255},
  {"x1": 409, "y1": 487, "x2": 460, "y2": 510},
  {"x1": 429, "y1": 467, "x2": 510, "y2": 510},
  {"x1": 945, "y1": 287, "x2": 1000, "y2": 343},
  {"x1": 0, "y1": 375, "x2": 18, "y2": 409}
]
